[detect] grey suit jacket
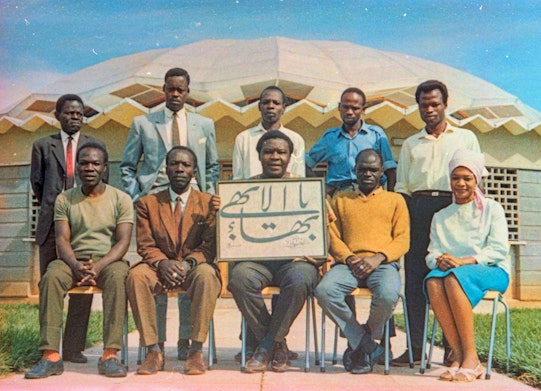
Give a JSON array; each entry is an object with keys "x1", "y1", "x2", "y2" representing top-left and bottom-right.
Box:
[
  {"x1": 30, "y1": 133, "x2": 108, "y2": 245},
  {"x1": 120, "y1": 110, "x2": 220, "y2": 201}
]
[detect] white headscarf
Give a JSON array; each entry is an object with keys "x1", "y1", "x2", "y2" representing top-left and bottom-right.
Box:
[{"x1": 448, "y1": 149, "x2": 485, "y2": 214}]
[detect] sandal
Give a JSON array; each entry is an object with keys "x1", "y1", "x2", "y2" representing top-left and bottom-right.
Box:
[
  {"x1": 453, "y1": 363, "x2": 485, "y2": 382},
  {"x1": 439, "y1": 366, "x2": 459, "y2": 381}
]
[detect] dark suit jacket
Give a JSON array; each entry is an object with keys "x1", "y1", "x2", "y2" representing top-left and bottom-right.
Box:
[
  {"x1": 135, "y1": 188, "x2": 216, "y2": 266},
  {"x1": 30, "y1": 132, "x2": 108, "y2": 245}
]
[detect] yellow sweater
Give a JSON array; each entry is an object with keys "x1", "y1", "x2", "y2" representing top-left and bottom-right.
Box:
[{"x1": 330, "y1": 187, "x2": 410, "y2": 263}]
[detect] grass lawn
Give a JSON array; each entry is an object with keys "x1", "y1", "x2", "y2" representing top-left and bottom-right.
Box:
[
  {"x1": 396, "y1": 308, "x2": 541, "y2": 389},
  {"x1": 0, "y1": 303, "x2": 135, "y2": 375}
]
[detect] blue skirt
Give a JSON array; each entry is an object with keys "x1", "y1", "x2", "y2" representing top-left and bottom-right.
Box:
[{"x1": 424, "y1": 264, "x2": 509, "y2": 308}]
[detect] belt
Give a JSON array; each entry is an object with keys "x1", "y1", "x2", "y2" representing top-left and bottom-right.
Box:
[{"x1": 412, "y1": 190, "x2": 452, "y2": 197}]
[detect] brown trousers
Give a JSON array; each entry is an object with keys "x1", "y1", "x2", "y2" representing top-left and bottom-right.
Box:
[{"x1": 126, "y1": 262, "x2": 221, "y2": 346}]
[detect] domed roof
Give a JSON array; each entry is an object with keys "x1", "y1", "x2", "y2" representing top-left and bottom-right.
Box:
[{"x1": 1, "y1": 36, "x2": 540, "y2": 135}]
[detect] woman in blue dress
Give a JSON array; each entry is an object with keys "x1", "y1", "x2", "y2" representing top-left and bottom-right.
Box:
[{"x1": 424, "y1": 149, "x2": 510, "y2": 382}]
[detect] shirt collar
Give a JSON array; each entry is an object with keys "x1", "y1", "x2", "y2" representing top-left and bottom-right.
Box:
[
  {"x1": 254, "y1": 122, "x2": 285, "y2": 133},
  {"x1": 355, "y1": 186, "x2": 383, "y2": 199},
  {"x1": 420, "y1": 122, "x2": 455, "y2": 138},
  {"x1": 60, "y1": 130, "x2": 80, "y2": 143},
  {"x1": 169, "y1": 186, "x2": 191, "y2": 205},
  {"x1": 165, "y1": 106, "x2": 186, "y2": 119},
  {"x1": 340, "y1": 121, "x2": 368, "y2": 138}
]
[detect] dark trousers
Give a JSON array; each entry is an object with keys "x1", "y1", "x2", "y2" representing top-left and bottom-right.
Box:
[
  {"x1": 404, "y1": 194, "x2": 451, "y2": 350},
  {"x1": 39, "y1": 226, "x2": 92, "y2": 353}
]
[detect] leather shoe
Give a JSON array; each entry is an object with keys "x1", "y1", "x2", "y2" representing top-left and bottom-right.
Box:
[
  {"x1": 443, "y1": 346, "x2": 456, "y2": 367},
  {"x1": 25, "y1": 359, "x2": 64, "y2": 379},
  {"x1": 178, "y1": 343, "x2": 190, "y2": 361},
  {"x1": 184, "y1": 350, "x2": 206, "y2": 375},
  {"x1": 271, "y1": 341, "x2": 290, "y2": 372},
  {"x1": 342, "y1": 346, "x2": 357, "y2": 372},
  {"x1": 234, "y1": 349, "x2": 254, "y2": 362},
  {"x1": 390, "y1": 348, "x2": 423, "y2": 367},
  {"x1": 62, "y1": 351, "x2": 88, "y2": 363},
  {"x1": 98, "y1": 357, "x2": 127, "y2": 377},
  {"x1": 235, "y1": 339, "x2": 298, "y2": 362},
  {"x1": 351, "y1": 344, "x2": 384, "y2": 374},
  {"x1": 245, "y1": 346, "x2": 271, "y2": 373},
  {"x1": 136, "y1": 350, "x2": 163, "y2": 375}
]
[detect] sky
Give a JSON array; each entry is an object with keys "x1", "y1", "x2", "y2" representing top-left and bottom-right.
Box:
[{"x1": 1, "y1": 0, "x2": 540, "y2": 112}]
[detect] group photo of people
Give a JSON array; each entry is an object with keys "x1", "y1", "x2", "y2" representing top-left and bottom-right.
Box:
[{"x1": 24, "y1": 66, "x2": 511, "y2": 385}]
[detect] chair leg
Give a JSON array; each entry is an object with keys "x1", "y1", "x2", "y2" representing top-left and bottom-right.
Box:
[
  {"x1": 332, "y1": 324, "x2": 339, "y2": 365},
  {"x1": 320, "y1": 311, "x2": 326, "y2": 372},
  {"x1": 122, "y1": 305, "x2": 129, "y2": 370},
  {"x1": 501, "y1": 295, "x2": 511, "y2": 374},
  {"x1": 399, "y1": 294, "x2": 414, "y2": 368},
  {"x1": 304, "y1": 294, "x2": 311, "y2": 372},
  {"x1": 384, "y1": 319, "x2": 390, "y2": 375},
  {"x1": 208, "y1": 319, "x2": 215, "y2": 370},
  {"x1": 427, "y1": 317, "x2": 438, "y2": 369},
  {"x1": 311, "y1": 295, "x2": 320, "y2": 366},
  {"x1": 240, "y1": 315, "x2": 247, "y2": 372},
  {"x1": 486, "y1": 295, "x2": 499, "y2": 380},
  {"x1": 420, "y1": 301, "x2": 430, "y2": 374}
]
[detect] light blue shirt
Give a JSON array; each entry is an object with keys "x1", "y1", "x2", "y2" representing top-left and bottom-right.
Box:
[{"x1": 306, "y1": 122, "x2": 396, "y2": 186}]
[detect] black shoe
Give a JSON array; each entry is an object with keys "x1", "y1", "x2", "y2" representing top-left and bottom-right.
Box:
[
  {"x1": 234, "y1": 349, "x2": 254, "y2": 363},
  {"x1": 351, "y1": 344, "x2": 384, "y2": 374},
  {"x1": 271, "y1": 341, "x2": 290, "y2": 372},
  {"x1": 25, "y1": 359, "x2": 64, "y2": 379},
  {"x1": 177, "y1": 341, "x2": 190, "y2": 361},
  {"x1": 443, "y1": 346, "x2": 455, "y2": 367},
  {"x1": 98, "y1": 357, "x2": 127, "y2": 377},
  {"x1": 245, "y1": 346, "x2": 271, "y2": 373},
  {"x1": 390, "y1": 348, "x2": 423, "y2": 367},
  {"x1": 342, "y1": 346, "x2": 356, "y2": 372},
  {"x1": 62, "y1": 351, "x2": 88, "y2": 363}
]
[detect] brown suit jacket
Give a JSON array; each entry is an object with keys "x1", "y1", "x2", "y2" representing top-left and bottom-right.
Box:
[{"x1": 136, "y1": 188, "x2": 216, "y2": 266}]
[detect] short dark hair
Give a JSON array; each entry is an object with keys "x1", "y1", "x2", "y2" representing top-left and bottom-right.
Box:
[
  {"x1": 256, "y1": 130, "x2": 293, "y2": 154},
  {"x1": 340, "y1": 87, "x2": 366, "y2": 106},
  {"x1": 55, "y1": 94, "x2": 84, "y2": 114},
  {"x1": 259, "y1": 86, "x2": 286, "y2": 104},
  {"x1": 166, "y1": 145, "x2": 198, "y2": 167},
  {"x1": 77, "y1": 142, "x2": 108, "y2": 163},
  {"x1": 354, "y1": 148, "x2": 383, "y2": 167},
  {"x1": 164, "y1": 67, "x2": 191, "y2": 86},
  {"x1": 415, "y1": 80, "x2": 448, "y2": 105}
]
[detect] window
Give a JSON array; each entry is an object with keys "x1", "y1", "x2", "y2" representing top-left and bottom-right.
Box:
[{"x1": 485, "y1": 167, "x2": 519, "y2": 241}]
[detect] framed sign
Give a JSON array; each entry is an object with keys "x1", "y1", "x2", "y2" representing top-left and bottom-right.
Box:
[{"x1": 216, "y1": 178, "x2": 328, "y2": 262}]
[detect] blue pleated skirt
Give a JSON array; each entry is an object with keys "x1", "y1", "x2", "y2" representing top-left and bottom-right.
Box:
[{"x1": 424, "y1": 264, "x2": 509, "y2": 307}]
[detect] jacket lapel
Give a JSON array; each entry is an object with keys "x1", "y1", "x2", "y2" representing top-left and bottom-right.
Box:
[
  {"x1": 154, "y1": 111, "x2": 168, "y2": 149},
  {"x1": 156, "y1": 191, "x2": 178, "y2": 249},
  {"x1": 179, "y1": 190, "x2": 198, "y2": 249},
  {"x1": 50, "y1": 133, "x2": 66, "y2": 173}
]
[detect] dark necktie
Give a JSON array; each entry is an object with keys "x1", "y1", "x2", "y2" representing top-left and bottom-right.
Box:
[
  {"x1": 65, "y1": 136, "x2": 74, "y2": 189},
  {"x1": 172, "y1": 111, "x2": 181, "y2": 146}
]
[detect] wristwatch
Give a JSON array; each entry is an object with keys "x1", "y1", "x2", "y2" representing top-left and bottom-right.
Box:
[{"x1": 185, "y1": 258, "x2": 197, "y2": 268}]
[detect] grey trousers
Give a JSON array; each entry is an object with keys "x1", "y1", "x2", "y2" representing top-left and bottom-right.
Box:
[
  {"x1": 315, "y1": 263, "x2": 400, "y2": 350},
  {"x1": 228, "y1": 260, "x2": 319, "y2": 343}
]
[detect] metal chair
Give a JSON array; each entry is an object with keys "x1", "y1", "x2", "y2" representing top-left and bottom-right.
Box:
[
  {"x1": 319, "y1": 288, "x2": 413, "y2": 374},
  {"x1": 240, "y1": 286, "x2": 319, "y2": 372},
  {"x1": 65, "y1": 286, "x2": 129, "y2": 369},
  {"x1": 136, "y1": 290, "x2": 217, "y2": 369},
  {"x1": 419, "y1": 291, "x2": 511, "y2": 379}
]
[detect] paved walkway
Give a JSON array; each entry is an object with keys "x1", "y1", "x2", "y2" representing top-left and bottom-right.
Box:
[{"x1": 1, "y1": 297, "x2": 534, "y2": 390}]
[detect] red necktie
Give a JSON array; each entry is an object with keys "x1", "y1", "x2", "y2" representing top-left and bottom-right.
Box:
[
  {"x1": 172, "y1": 111, "x2": 181, "y2": 146},
  {"x1": 65, "y1": 136, "x2": 74, "y2": 189}
]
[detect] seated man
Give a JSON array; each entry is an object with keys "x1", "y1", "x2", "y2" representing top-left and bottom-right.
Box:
[
  {"x1": 126, "y1": 146, "x2": 221, "y2": 376},
  {"x1": 217, "y1": 130, "x2": 323, "y2": 373},
  {"x1": 25, "y1": 143, "x2": 133, "y2": 379},
  {"x1": 315, "y1": 149, "x2": 410, "y2": 374}
]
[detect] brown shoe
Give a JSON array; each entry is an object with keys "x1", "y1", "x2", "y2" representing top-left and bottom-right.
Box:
[
  {"x1": 136, "y1": 350, "x2": 163, "y2": 375},
  {"x1": 184, "y1": 350, "x2": 206, "y2": 375},
  {"x1": 271, "y1": 341, "x2": 290, "y2": 372}
]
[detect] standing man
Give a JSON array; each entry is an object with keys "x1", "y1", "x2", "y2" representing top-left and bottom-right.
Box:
[
  {"x1": 306, "y1": 87, "x2": 397, "y2": 196},
  {"x1": 25, "y1": 143, "x2": 133, "y2": 379},
  {"x1": 232, "y1": 86, "x2": 305, "y2": 179},
  {"x1": 315, "y1": 149, "x2": 409, "y2": 374},
  {"x1": 30, "y1": 94, "x2": 108, "y2": 364},
  {"x1": 120, "y1": 67, "x2": 220, "y2": 358},
  {"x1": 225, "y1": 130, "x2": 322, "y2": 373},
  {"x1": 391, "y1": 80, "x2": 483, "y2": 366},
  {"x1": 126, "y1": 146, "x2": 221, "y2": 376}
]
